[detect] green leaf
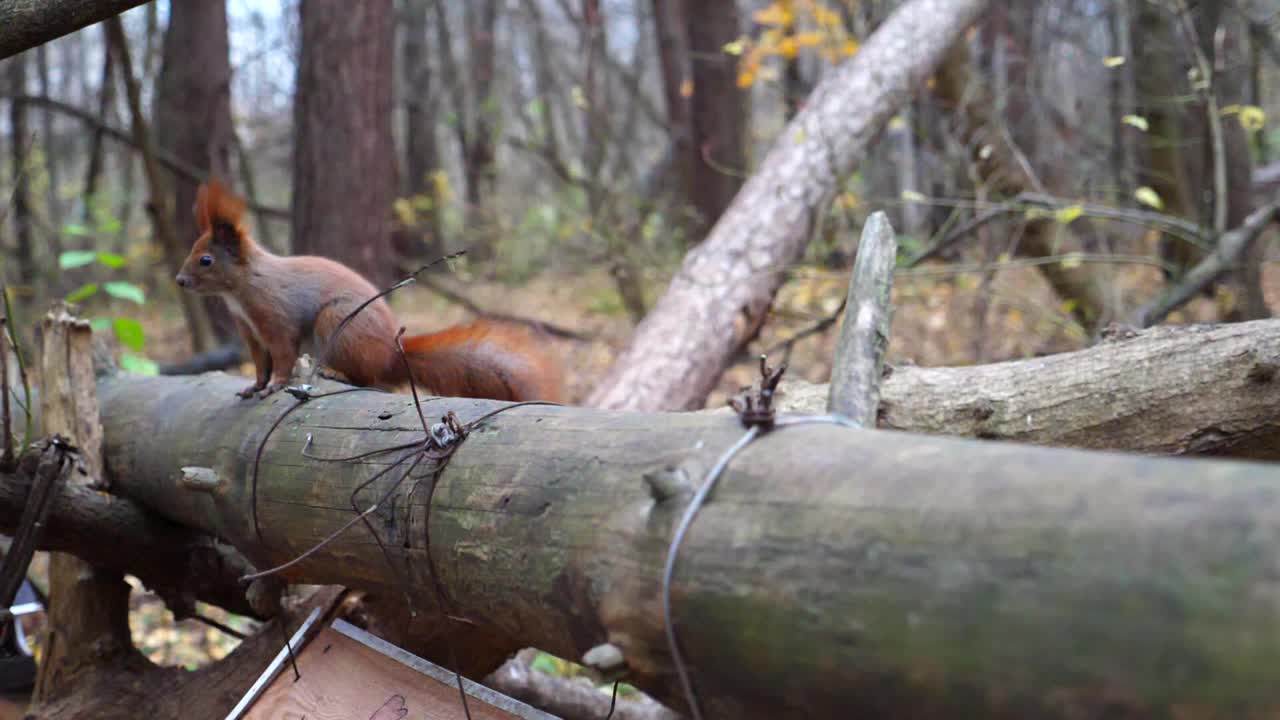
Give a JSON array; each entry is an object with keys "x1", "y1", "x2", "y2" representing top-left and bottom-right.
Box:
[
  {"x1": 103, "y1": 281, "x2": 146, "y2": 305},
  {"x1": 96, "y1": 252, "x2": 126, "y2": 268},
  {"x1": 1134, "y1": 186, "x2": 1164, "y2": 210},
  {"x1": 61, "y1": 222, "x2": 91, "y2": 237},
  {"x1": 112, "y1": 317, "x2": 146, "y2": 352},
  {"x1": 530, "y1": 652, "x2": 561, "y2": 676},
  {"x1": 1122, "y1": 114, "x2": 1149, "y2": 132},
  {"x1": 89, "y1": 317, "x2": 111, "y2": 333},
  {"x1": 65, "y1": 283, "x2": 99, "y2": 304},
  {"x1": 119, "y1": 352, "x2": 158, "y2": 376},
  {"x1": 97, "y1": 216, "x2": 123, "y2": 234},
  {"x1": 58, "y1": 250, "x2": 98, "y2": 269},
  {"x1": 1053, "y1": 205, "x2": 1084, "y2": 224}
]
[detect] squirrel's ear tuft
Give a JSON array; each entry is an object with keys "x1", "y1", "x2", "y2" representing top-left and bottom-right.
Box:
[
  {"x1": 194, "y1": 183, "x2": 212, "y2": 232},
  {"x1": 196, "y1": 178, "x2": 246, "y2": 232}
]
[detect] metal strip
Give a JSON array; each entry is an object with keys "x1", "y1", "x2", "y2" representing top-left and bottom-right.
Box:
[
  {"x1": 8, "y1": 602, "x2": 40, "y2": 616},
  {"x1": 223, "y1": 606, "x2": 324, "y2": 720},
  {"x1": 330, "y1": 618, "x2": 561, "y2": 720}
]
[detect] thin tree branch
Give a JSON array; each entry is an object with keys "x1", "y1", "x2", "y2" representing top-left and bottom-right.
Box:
[
  {"x1": 0, "y1": 93, "x2": 289, "y2": 221},
  {"x1": 1132, "y1": 198, "x2": 1280, "y2": 327}
]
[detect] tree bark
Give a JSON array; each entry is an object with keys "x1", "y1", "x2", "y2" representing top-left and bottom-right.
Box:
[
  {"x1": 154, "y1": 0, "x2": 237, "y2": 342},
  {"x1": 590, "y1": 0, "x2": 991, "y2": 411},
  {"x1": 292, "y1": 0, "x2": 397, "y2": 286},
  {"x1": 460, "y1": 0, "x2": 500, "y2": 265},
  {"x1": 651, "y1": 0, "x2": 693, "y2": 223},
  {"x1": 89, "y1": 368, "x2": 1280, "y2": 719},
  {"x1": 81, "y1": 25, "x2": 115, "y2": 220},
  {"x1": 777, "y1": 318, "x2": 1280, "y2": 460},
  {"x1": 684, "y1": 0, "x2": 746, "y2": 233},
  {"x1": 106, "y1": 16, "x2": 216, "y2": 354},
  {"x1": 35, "y1": 44, "x2": 64, "y2": 262},
  {"x1": 7, "y1": 52, "x2": 34, "y2": 286},
  {"x1": 933, "y1": 40, "x2": 1111, "y2": 331},
  {"x1": 400, "y1": 0, "x2": 444, "y2": 259},
  {"x1": 0, "y1": 0, "x2": 149, "y2": 61}
]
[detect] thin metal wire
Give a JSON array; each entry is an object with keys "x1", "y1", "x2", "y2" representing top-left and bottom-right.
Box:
[{"x1": 661, "y1": 413, "x2": 859, "y2": 720}]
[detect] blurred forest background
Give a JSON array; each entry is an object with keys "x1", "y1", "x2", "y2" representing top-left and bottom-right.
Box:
[
  {"x1": 1, "y1": 0, "x2": 1279, "y2": 399},
  {"x1": 1, "y1": 0, "x2": 1280, "y2": 705}
]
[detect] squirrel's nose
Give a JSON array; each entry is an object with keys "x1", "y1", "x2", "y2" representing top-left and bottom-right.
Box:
[{"x1": 175, "y1": 274, "x2": 190, "y2": 288}]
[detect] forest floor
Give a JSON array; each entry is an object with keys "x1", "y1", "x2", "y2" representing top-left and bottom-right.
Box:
[{"x1": 13, "y1": 254, "x2": 1280, "y2": 710}]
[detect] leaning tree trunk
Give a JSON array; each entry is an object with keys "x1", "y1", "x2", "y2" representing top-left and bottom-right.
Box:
[
  {"x1": 90, "y1": 366, "x2": 1280, "y2": 719},
  {"x1": 589, "y1": 0, "x2": 990, "y2": 411},
  {"x1": 0, "y1": 0, "x2": 150, "y2": 60},
  {"x1": 292, "y1": 0, "x2": 397, "y2": 285}
]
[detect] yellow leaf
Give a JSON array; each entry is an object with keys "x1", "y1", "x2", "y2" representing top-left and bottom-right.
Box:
[
  {"x1": 836, "y1": 191, "x2": 860, "y2": 210},
  {"x1": 1239, "y1": 105, "x2": 1267, "y2": 132},
  {"x1": 1053, "y1": 204, "x2": 1084, "y2": 224},
  {"x1": 900, "y1": 190, "x2": 927, "y2": 203},
  {"x1": 431, "y1": 170, "x2": 452, "y2": 201},
  {"x1": 737, "y1": 69, "x2": 756, "y2": 88},
  {"x1": 888, "y1": 114, "x2": 907, "y2": 131},
  {"x1": 752, "y1": 2, "x2": 794, "y2": 27},
  {"x1": 680, "y1": 79, "x2": 694, "y2": 98},
  {"x1": 1134, "y1": 186, "x2": 1164, "y2": 210},
  {"x1": 778, "y1": 37, "x2": 798, "y2": 59},
  {"x1": 813, "y1": 5, "x2": 842, "y2": 28},
  {"x1": 723, "y1": 39, "x2": 746, "y2": 56},
  {"x1": 393, "y1": 198, "x2": 417, "y2": 226},
  {"x1": 793, "y1": 32, "x2": 824, "y2": 48},
  {"x1": 1060, "y1": 252, "x2": 1084, "y2": 269},
  {"x1": 1122, "y1": 114, "x2": 1149, "y2": 132},
  {"x1": 840, "y1": 39, "x2": 859, "y2": 56},
  {"x1": 1102, "y1": 55, "x2": 1125, "y2": 68},
  {"x1": 571, "y1": 85, "x2": 589, "y2": 108},
  {"x1": 996, "y1": 252, "x2": 1012, "y2": 264}
]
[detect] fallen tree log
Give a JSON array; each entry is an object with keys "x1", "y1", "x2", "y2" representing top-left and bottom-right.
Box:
[
  {"x1": 94, "y1": 369, "x2": 1280, "y2": 718},
  {"x1": 776, "y1": 319, "x2": 1280, "y2": 459}
]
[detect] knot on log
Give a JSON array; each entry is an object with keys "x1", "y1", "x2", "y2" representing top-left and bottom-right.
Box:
[
  {"x1": 643, "y1": 467, "x2": 691, "y2": 502},
  {"x1": 179, "y1": 466, "x2": 221, "y2": 493}
]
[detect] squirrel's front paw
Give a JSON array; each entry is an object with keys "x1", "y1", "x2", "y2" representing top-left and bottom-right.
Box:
[
  {"x1": 237, "y1": 383, "x2": 266, "y2": 399},
  {"x1": 254, "y1": 381, "x2": 289, "y2": 399}
]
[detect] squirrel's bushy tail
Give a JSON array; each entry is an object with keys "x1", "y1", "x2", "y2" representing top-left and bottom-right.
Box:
[{"x1": 393, "y1": 320, "x2": 564, "y2": 402}]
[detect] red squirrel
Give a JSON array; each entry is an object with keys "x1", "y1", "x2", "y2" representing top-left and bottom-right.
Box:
[{"x1": 175, "y1": 179, "x2": 563, "y2": 402}]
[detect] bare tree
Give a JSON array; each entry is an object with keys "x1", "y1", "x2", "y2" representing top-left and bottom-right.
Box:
[
  {"x1": 399, "y1": 0, "x2": 444, "y2": 258},
  {"x1": 685, "y1": 2, "x2": 748, "y2": 234},
  {"x1": 7, "y1": 53, "x2": 34, "y2": 285},
  {"x1": 154, "y1": 0, "x2": 237, "y2": 341},
  {"x1": 292, "y1": 0, "x2": 397, "y2": 285}
]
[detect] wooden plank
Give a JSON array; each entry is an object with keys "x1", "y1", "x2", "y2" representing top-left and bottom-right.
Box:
[
  {"x1": 225, "y1": 606, "x2": 326, "y2": 720},
  {"x1": 243, "y1": 619, "x2": 557, "y2": 720}
]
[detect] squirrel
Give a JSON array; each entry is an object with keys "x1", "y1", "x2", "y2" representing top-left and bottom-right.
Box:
[{"x1": 174, "y1": 179, "x2": 563, "y2": 403}]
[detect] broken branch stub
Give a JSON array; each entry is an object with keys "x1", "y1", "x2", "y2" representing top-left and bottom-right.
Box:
[{"x1": 827, "y1": 211, "x2": 897, "y2": 425}]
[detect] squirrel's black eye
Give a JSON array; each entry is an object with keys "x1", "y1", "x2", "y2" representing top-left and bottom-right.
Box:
[{"x1": 199, "y1": 254, "x2": 214, "y2": 267}]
